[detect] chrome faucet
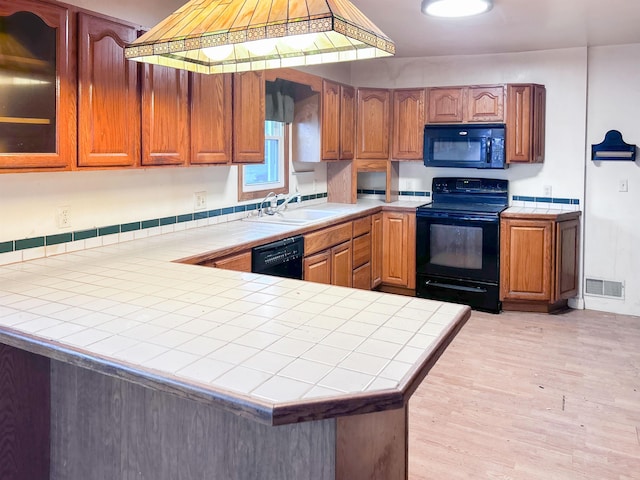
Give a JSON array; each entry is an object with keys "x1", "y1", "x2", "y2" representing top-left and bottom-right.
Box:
[
  {"x1": 274, "y1": 191, "x2": 302, "y2": 214},
  {"x1": 258, "y1": 191, "x2": 277, "y2": 216}
]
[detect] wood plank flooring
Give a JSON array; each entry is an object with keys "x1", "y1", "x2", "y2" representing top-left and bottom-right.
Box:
[{"x1": 408, "y1": 309, "x2": 640, "y2": 479}]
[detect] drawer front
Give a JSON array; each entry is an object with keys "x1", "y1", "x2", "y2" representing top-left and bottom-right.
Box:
[
  {"x1": 305, "y1": 222, "x2": 353, "y2": 256},
  {"x1": 352, "y1": 215, "x2": 371, "y2": 237},
  {"x1": 352, "y1": 232, "x2": 371, "y2": 269}
]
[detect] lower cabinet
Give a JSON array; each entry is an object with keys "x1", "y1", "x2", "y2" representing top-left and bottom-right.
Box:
[
  {"x1": 371, "y1": 213, "x2": 383, "y2": 289},
  {"x1": 304, "y1": 241, "x2": 352, "y2": 287},
  {"x1": 381, "y1": 211, "x2": 416, "y2": 292},
  {"x1": 352, "y1": 215, "x2": 372, "y2": 290},
  {"x1": 500, "y1": 211, "x2": 580, "y2": 312},
  {"x1": 199, "y1": 251, "x2": 252, "y2": 272}
]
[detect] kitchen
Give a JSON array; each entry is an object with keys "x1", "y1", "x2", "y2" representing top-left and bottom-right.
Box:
[{"x1": 1, "y1": 0, "x2": 639, "y2": 478}]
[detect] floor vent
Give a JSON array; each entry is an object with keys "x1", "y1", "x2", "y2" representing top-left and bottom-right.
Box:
[{"x1": 585, "y1": 278, "x2": 624, "y2": 299}]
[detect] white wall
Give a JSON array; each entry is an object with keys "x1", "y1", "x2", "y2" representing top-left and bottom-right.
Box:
[{"x1": 583, "y1": 44, "x2": 640, "y2": 315}]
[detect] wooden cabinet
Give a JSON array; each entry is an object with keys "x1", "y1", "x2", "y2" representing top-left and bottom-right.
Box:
[
  {"x1": 426, "y1": 85, "x2": 505, "y2": 124},
  {"x1": 199, "y1": 250, "x2": 252, "y2": 272},
  {"x1": 77, "y1": 13, "x2": 140, "y2": 168},
  {"x1": 381, "y1": 211, "x2": 416, "y2": 291},
  {"x1": 0, "y1": 0, "x2": 75, "y2": 172},
  {"x1": 392, "y1": 88, "x2": 426, "y2": 160},
  {"x1": 233, "y1": 71, "x2": 265, "y2": 163},
  {"x1": 190, "y1": 73, "x2": 233, "y2": 165},
  {"x1": 352, "y1": 216, "x2": 372, "y2": 290},
  {"x1": 141, "y1": 64, "x2": 189, "y2": 166},
  {"x1": 304, "y1": 221, "x2": 353, "y2": 287},
  {"x1": 506, "y1": 83, "x2": 546, "y2": 163},
  {"x1": 304, "y1": 241, "x2": 352, "y2": 287},
  {"x1": 356, "y1": 88, "x2": 391, "y2": 159},
  {"x1": 371, "y1": 212, "x2": 383, "y2": 289},
  {"x1": 500, "y1": 211, "x2": 580, "y2": 312},
  {"x1": 321, "y1": 80, "x2": 355, "y2": 161}
]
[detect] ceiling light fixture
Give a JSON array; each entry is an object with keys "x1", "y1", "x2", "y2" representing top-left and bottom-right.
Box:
[
  {"x1": 124, "y1": 0, "x2": 395, "y2": 74},
  {"x1": 421, "y1": 0, "x2": 493, "y2": 18}
]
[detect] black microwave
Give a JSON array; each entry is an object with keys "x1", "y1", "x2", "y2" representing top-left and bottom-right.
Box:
[{"x1": 423, "y1": 123, "x2": 506, "y2": 169}]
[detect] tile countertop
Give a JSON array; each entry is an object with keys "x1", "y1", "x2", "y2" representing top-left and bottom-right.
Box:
[{"x1": 0, "y1": 200, "x2": 469, "y2": 426}]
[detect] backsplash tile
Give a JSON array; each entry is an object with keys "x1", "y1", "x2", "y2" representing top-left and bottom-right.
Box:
[{"x1": 0, "y1": 193, "x2": 328, "y2": 266}]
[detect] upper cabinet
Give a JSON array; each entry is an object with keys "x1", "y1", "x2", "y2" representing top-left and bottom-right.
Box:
[
  {"x1": 141, "y1": 64, "x2": 189, "y2": 166},
  {"x1": 77, "y1": 13, "x2": 140, "y2": 168},
  {"x1": 426, "y1": 85, "x2": 505, "y2": 124},
  {"x1": 356, "y1": 88, "x2": 391, "y2": 159},
  {"x1": 321, "y1": 80, "x2": 355, "y2": 161},
  {"x1": 0, "y1": 0, "x2": 75, "y2": 172},
  {"x1": 190, "y1": 73, "x2": 233, "y2": 165},
  {"x1": 233, "y1": 71, "x2": 265, "y2": 164},
  {"x1": 392, "y1": 88, "x2": 426, "y2": 160},
  {"x1": 506, "y1": 83, "x2": 546, "y2": 163}
]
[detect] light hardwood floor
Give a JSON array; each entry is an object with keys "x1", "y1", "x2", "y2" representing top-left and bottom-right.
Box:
[{"x1": 409, "y1": 308, "x2": 640, "y2": 480}]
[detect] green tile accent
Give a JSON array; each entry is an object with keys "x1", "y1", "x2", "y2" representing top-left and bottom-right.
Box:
[
  {"x1": 99, "y1": 225, "x2": 120, "y2": 236},
  {"x1": 160, "y1": 216, "x2": 177, "y2": 226},
  {"x1": 177, "y1": 214, "x2": 193, "y2": 223},
  {"x1": 0, "y1": 241, "x2": 14, "y2": 254},
  {"x1": 74, "y1": 229, "x2": 98, "y2": 241},
  {"x1": 142, "y1": 219, "x2": 160, "y2": 229},
  {"x1": 46, "y1": 233, "x2": 73, "y2": 246},
  {"x1": 121, "y1": 222, "x2": 141, "y2": 233},
  {"x1": 194, "y1": 212, "x2": 208, "y2": 220},
  {"x1": 15, "y1": 237, "x2": 45, "y2": 251}
]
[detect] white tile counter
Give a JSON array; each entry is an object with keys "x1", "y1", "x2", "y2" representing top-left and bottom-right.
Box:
[{"x1": 0, "y1": 201, "x2": 468, "y2": 426}]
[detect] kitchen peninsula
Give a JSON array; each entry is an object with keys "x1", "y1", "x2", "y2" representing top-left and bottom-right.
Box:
[{"x1": 0, "y1": 203, "x2": 469, "y2": 480}]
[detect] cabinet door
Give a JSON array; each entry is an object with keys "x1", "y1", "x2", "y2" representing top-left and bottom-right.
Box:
[
  {"x1": 212, "y1": 251, "x2": 252, "y2": 272},
  {"x1": 426, "y1": 87, "x2": 464, "y2": 123},
  {"x1": 506, "y1": 84, "x2": 546, "y2": 163},
  {"x1": 304, "y1": 250, "x2": 332, "y2": 285},
  {"x1": 371, "y1": 212, "x2": 383, "y2": 289},
  {"x1": 321, "y1": 79, "x2": 340, "y2": 160},
  {"x1": 233, "y1": 71, "x2": 265, "y2": 163},
  {"x1": 555, "y1": 219, "x2": 580, "y2": 301},
  {"x1": 356, "y1": 88, "x2": 390, "y2": 159},
  {"x1": 191, "y1": 73, "x2": 232, "y2": 164},
  {"x1": 78, "y1": 13, "x2": 140, "y2": 168},
  {"x1": 332, "y1": 241, "x2": 353, "y2": 288},
  {"x1": 500, "y1": 218, "x2": 553, "y2": 301},
  {"x1": 392, "y1": 88, "x2": 425, "y2": 160},
  {"x1": 141, "y1": 64, "x2": 189, "y2": 166},
  {"x1": 352, "y1": 232, "x2": 371, "y2": 269},
  {"x1": 339, "y1": 84, "x2": 356, "y2": 160},
  {"x1": 353, "y1": 263, "x2": 372, "y2": 290},
  {"x1": 382, "y1": 212, "x2": 416, "y2": 288},
  {"x1": 0, "y1": 0, "x2": 75, "y2": 171},
  {"x1": 466, "y1": 85, "x2": 504, "y2": 122}
]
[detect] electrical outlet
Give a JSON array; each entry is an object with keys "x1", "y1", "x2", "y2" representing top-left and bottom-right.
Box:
[
  {"x1": 619, "y1": 179, "x2": 628, "y2": 192},
  {"x1": 543, "y1": 185, "x2": 552, "y2": 197},
  {"x1": 57, "y1": 206, "x2": 71, "y2": 229},
  {"x1": 194, "y1": 191, "x2": 207, "y2": 210}
]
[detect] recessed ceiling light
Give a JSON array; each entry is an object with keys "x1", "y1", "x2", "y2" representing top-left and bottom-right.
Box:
[{"x1": 421, "y1": 0, "x2": 493, "y2": 18}]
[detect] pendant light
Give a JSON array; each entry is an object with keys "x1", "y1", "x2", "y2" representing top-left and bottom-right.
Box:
[
  {"x1": 124, "y1": 0, "x2": 395, "y2": 74},
  {"x1": 421, "y1": 0, "x2": 493, "y2": 18}
]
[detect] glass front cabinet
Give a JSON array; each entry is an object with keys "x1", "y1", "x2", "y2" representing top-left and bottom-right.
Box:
[{"x1": 0, "y1": 0, "x2": 75, "y2": 171}]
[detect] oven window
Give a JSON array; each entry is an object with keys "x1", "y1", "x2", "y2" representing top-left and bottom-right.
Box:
[
  {"x1": 430, "y1": 224, "x2": 483, "y2": 270},
  {"x1": 433, "y1": 139, "x2": 482, "y2": 162}
]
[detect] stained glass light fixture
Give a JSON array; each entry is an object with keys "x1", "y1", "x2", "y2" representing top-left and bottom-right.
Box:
[{"x1": 124, "y1": 0, "x2": 395, "y2": 74}]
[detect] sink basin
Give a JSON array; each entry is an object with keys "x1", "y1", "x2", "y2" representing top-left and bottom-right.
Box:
[{"x1": 243, "y1": 209, "x2": 342, "y2": 226}]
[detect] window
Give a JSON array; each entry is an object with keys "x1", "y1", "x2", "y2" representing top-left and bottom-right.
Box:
[{"x1": 238, "y1": 120, "x2": 289, "y2": 201}]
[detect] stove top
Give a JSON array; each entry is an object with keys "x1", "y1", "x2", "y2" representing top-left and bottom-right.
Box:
[{"x1": 417, "y1": 202, "x2": 507, "y2": 215}]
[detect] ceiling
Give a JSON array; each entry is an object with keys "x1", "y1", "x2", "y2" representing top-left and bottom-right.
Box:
[{"x1": 349, "y1": 0, "x2": 640, "y2": 58}]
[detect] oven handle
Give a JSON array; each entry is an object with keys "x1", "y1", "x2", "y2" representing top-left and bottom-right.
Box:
[{"x1": 424, "y1": 280, "x2": 488, "y2": 293}]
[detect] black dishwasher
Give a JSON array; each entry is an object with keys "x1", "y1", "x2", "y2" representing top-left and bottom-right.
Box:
[{"x1": 251, "y1": 235, "x2": 304, "y2": 280}]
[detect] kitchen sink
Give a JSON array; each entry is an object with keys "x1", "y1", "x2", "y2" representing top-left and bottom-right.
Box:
[{"x1": 243, "y1": 209, "x2": 343, "y2": 226}]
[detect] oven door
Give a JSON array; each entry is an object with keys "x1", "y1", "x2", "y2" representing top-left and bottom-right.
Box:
[{"x1": 416, "y1": 210, "x2": 500, "y2": 283}]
